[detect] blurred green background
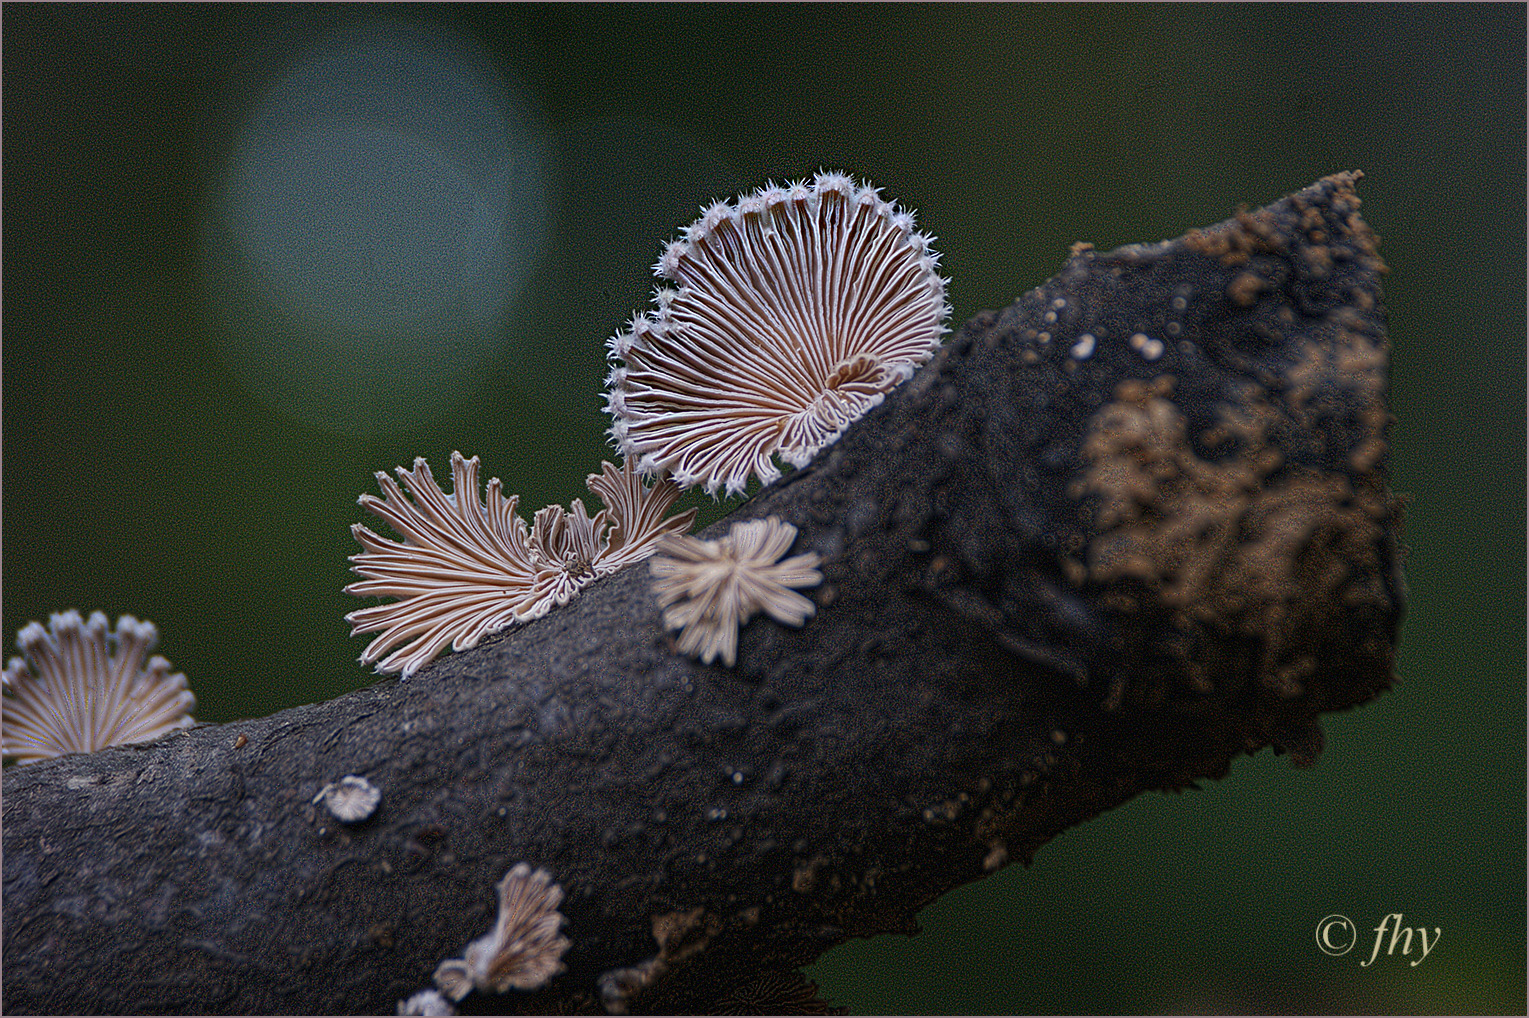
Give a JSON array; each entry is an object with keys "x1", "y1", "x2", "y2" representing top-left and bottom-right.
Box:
[{"x1": 4, "y1": 5, "x2": 1523, "y2": 1013}]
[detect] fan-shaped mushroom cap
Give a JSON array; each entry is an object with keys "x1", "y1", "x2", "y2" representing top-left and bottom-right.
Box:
[
  {"x1": 2, "y1": 610, "x2": 196, "y2": 763},
  {"x1": 607, "y1": 171, "x2": 950, "y2": 497},
  {"x1": 346, "y1": 454, "x2": 694, "y2": 677},
  {"x1": 313, "y1": 774, "x2": 382, "y2": 823},
  {"x1": 432, "y1": 864, "x2": 570, "y2": 1000}
]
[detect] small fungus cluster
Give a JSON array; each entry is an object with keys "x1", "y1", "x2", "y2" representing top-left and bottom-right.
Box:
[
  {"x1": 596, "y1": 907, "x2": 720, "y2": 1014},
  {"x1": 346, "y1": 455, "x2": 695, "y2": 677},
  {"x1": 430, "y1": 864, "x2": 570, "y2": 1001},
  {"x1": 1, "y1": 610, "x2": 196, "y2": 764},
  {"x1": 344, "y1": 171, "x2": 945, "y2": 673}
]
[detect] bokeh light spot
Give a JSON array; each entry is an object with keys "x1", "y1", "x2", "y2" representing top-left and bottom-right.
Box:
[{"x1": 203, "y1": 21, "x2": 547, "y2": 433}]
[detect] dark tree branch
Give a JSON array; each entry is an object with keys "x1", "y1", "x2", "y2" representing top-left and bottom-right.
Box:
[{"x1": 3, "y1": 173, "x2": 1404, "y2": 1015}]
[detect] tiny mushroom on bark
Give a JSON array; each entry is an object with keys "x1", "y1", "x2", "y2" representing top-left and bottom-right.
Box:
[
  {"x1": 345, "y1": 454, "x2": 695, "y2": 677},
  {"x1": 714, "y1": 970, "x2": 847, "y2": 1015},
  {"x1": 649, "y1": 517, "x2": 823, "y2": 667},
  {"x1": 432, "y1": 863, "x2": 571, "y2": 1000},
  {"x1": 312, "y1": 774, "x2": 382, "y2": 823},
  {"x1": 1, "y1": 610, "x2": 196, "y2": 764},
  {"x1": 396, "y1": 989, "x2": 456, "y2": 1016},
  {"x1": 606, "y1": 170, "x2": 951, "y2": 497}
]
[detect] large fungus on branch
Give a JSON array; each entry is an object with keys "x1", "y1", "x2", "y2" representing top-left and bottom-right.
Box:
[{"x1": 606, "y1": 171, "x2": 951, "y2": 497}]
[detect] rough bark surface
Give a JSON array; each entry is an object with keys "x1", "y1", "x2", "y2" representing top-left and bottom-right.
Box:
[{"x1": 2, "y1": 173, "x2": 1405, "y2": 1015}]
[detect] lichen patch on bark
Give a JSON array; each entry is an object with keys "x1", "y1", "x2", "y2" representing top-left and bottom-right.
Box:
[{"x1": 1070, "y1": 367, "x2": 1395, "y2": 701}]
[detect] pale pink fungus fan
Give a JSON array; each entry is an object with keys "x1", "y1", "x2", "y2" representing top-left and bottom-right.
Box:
[
  {"x1": 2, "y1": 610, "x2": 197, "y2": 764},
  {"x1": 606, "y1": 171, "x2": 951, "y2": 497},
  {"x1": 345, "y1": 453, "x2": 695, "y2": 677},
  {"x1": 433, "y1": 863, "x2": 571, "y2": 999},
  {"x1": 648, "y1": 516, "x2": 823, "y2": 668}
]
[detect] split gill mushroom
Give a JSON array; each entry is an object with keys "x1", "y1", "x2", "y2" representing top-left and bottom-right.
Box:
[
  {"x1": 1, "y1": 610, "x2": 196, "y2": 764},
  {"x1": 344, "y1": 454, "x2": 695, "y2": 677},
  {"x1": 605, "y1": 171, "x2": 952, "y2": 498}
]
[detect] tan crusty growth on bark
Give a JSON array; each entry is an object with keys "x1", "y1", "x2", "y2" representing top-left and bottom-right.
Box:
[{"x1": 1070, "y1": 373, "x2": 1393, "y2": 703}]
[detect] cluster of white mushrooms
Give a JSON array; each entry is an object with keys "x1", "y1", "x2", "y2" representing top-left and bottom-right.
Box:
[
  {"x1": 2, "y1": 172, "x2": 950, "y2": 1018},
  {"x1": 343, "y1": 169, "x2": 951, "y2": 679},
  {"x1": 2, "y1": 169, "x2": 949, "y2": 764},
  {"x1": 343, "y1": 456, "x2": 697, "y2": 677}
]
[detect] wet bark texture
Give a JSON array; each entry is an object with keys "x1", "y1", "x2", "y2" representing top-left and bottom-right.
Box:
[{"x1": 2, "y1": 173, "x2": 1405, "y2": 1015}]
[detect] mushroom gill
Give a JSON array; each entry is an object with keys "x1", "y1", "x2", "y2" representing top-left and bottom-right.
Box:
[{"x1": 606, "y1": 171, "x2": 950, "y2": 497}]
